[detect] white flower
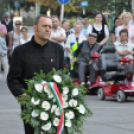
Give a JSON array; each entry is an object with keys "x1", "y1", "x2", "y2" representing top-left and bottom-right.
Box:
[
  {"x1": 63, "y1": 87, "x2": 69, "y2": 95},
  {"x1": 44, "y1": 84, "x2": 51, "y2": 94},
  {"x1": 53, "y1": 75, "x2": 62, "y2": 83},
  {"x1": 31, "y1": 110, "x2": 39, "y2": 118},
  {"x1": 53, "y1": 98, "x2": 56, "y2": 103},
  {"x1": 34, "y1": 83, "x2": 43, "y2": 93},
  {"x1": 69, "y1": 99, "x2": 77, "y2": 107},
  {"x1": 55, "y1": 107, "x2": 60, "y2": 116},
  {"x1": 41, "y1": 122, "x2": 51, "y2": 131},
  {"x1": 76, "y1": 104, "x2": 86, "y2": 114},
  {"x1": 65, "y1": 111, "x2": 75, "y2": 119},
  {"x1": 61, "y1": 94, "x2": 68, "y2": 101},
  {"x1": 65, "y1": 119, "x2": 72, "y2": 127},
  {"x1": 51, "y1": 105, "x2": 57, "y2": 113},
  {"x1": 40, "y1": 112, "x2": 49, "y2": 121},
  {"x1": 72, "y1": 88, "x2": 79, "y2": 96},
  {"x1": 53, "y1": 118, "x2": 60, "y2": 127},
  {"x1": 41, "y1": 101, "x2": 51, "y2": 111},
  {"x1": 48, "y1": 92, "x2": 53, "y2": 99},
  {"x1": 63, "y1": 101, "x2": 68, "y2": 108},
  {"x1": 31, "y1": 97, "x2": 40, "y2": 105}
]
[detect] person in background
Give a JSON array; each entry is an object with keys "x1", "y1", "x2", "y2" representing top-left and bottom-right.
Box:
[
  {"x1": 50, "y1": 15, "x2": 66, "y2": 48},
  {"x1": 12, "y1": 20, "x2": 23, "y2": 50},
  {"x1": 19, "y1": 26, "x2": 31, "y2": 45},
  {"x1": 82, "y1": 14, "x2": 90, "y2": 31},
  {"x1": 87, "y1": 12, "x2": 109, "y2": 46},
  {"x1": 129, "y1": 9, "x2": 134, "y2": 26},
  {"x1": 65, "y1": 22, "x2": 86, "y2": 75},
  {"x1": 1, "y1": 12, "x2": 14, "y2": 63},
  {"x1": 71, "y1": 33, "x2": 101, "y2": 86},
  {"x1": 111, "y1": 18, "x2": 120, "y2": 44},
  {"x1": 62, "y1": 19, "x2": 72, "y2": 42},
  {"x1": 70, "y1": 18, "x2": 87, "y2": 36},
  {"x1": 62, "y1": 19, "x2": 72, "y2": 70},
  {"x1": 115, "y1": 29, "x2": 134, "y2": 59},
  {"x1": 116, "y1": 12, "x2": 134, "y2": 44},
  {"x1": 0, "y1": 22, "x2": 9, "y2": 78}
]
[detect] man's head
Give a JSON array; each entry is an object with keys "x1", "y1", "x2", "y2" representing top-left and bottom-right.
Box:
[
  {"x1": 3, "y1": 12, "x2": 10, "y2": 21},
  {"x1": 88, "y1": 33, "x2": 97, "y2": 45},
  {"x1": 119, "y1": 29, "x2": 128, "y2": 42},
  {"x1": 33, "y1": 15, "x2": 52, "y2": 42},
  {"x1": 51, "y1": 15, "x2": 59, "y2": 29},
  {"x1": 82, "y1": 14, "x2": 90, "y2": 25},
  {"x1": 62, "y1": 20, "x2": 70, "y2": 32}
]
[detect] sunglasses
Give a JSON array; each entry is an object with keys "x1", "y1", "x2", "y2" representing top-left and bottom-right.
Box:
[
  {"x1": 16, "y1": 24, "x2": 21, "y2": 25},
  {"x1": 21, "y1": 31, "x2": 27, "y2": 32}
]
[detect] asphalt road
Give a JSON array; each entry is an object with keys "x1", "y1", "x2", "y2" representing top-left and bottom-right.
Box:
[{"x1": 0, "y1": 72, "x2": 134, "y2": 134}]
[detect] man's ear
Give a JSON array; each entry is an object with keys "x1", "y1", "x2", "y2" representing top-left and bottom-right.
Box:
[{"x1": 33, "y1": 25, "x2": 37, "y2": 32}]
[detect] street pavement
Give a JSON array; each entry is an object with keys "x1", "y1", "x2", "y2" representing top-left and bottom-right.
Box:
[{"x1": 0, "y1": 73, "x2": 134, "y2": 134}]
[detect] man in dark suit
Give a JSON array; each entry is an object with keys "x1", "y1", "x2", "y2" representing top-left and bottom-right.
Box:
[{"x1": 7, "y1": 15, "x2": 64, "y2": 134}]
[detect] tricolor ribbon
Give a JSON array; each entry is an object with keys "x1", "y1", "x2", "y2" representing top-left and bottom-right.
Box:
[{"x1": 41, "y1": 80, "x2": 64, "y2": 134}]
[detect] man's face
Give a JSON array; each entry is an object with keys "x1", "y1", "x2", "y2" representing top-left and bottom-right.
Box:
[
  {"x1": 33, "y1": 17, "x2": 52, "y2": 41},
  {"x1": 52, "y1": 17, "x2": 59, "y2": 29},
  {"x1": 62, "y1": 22, "x2": 70, "y2": 31},
  {"x1": 4, "y1": 17, "x2": 9, "y2": 21},
  {"x1": 120, "y1": 32, "x2": 128, "y2": 42},
  {"x1": 83, "y1": 18, "x2": 89, "y2": 25},
  {"x1": 88, "y1": 36, "x2": 97, "y2": 45}
]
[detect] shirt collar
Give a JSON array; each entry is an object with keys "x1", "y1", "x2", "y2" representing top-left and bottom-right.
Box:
[
  {"x1": 119, "y1": 41, "x2": 128, "y2": 46},
  {"x1": 31, "y1": 36, "x2": 49, "y2": 49}
]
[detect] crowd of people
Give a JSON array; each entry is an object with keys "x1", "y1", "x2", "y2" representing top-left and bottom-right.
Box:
[{"x1": 1, "y1": 10, "x2": 134, "y2": 86}]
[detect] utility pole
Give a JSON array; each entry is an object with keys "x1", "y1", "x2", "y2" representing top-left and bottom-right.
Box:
[
  {"x1": 132, "y1": 0, "x2": 134, "y2": 10},
  {"x1": 36, "y1": 0, "x2": 40, "y2": 17}
]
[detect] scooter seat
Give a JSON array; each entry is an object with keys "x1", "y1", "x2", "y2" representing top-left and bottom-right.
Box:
[{"x1": 102, "y1": 71, "x2": 126, "y2": 81}]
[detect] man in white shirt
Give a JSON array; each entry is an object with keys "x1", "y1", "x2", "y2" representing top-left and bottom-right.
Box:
[
  {"x1": 50, "y1": 15, "x2": 66, "y2": 48},
  {"x1": 114, "y1": 29, "x2": 134, "y2": 59},
  {"x1": 129, "y1": 10, "x2": 134, "y2": 26}
]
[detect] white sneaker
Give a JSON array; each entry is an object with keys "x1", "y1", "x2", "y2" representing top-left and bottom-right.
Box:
[
  {"x1": 87, "y1": 81, "x2": 91, "y2": 86},
  {"x1": 81, "y1": 82, "x2": 85, "y2": 86}
]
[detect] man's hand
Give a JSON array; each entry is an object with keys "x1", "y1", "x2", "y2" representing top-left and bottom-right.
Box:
[
  {"x1": 89, "y1": 60, "x2": 92, "y2": 65},
  {"x1": 71, "y1": 57, "x2": 76, "y2": 64},
  {"x1": 22, "y1": 93, "x2": 27, "y2": 96},
  {"x1": 66, "y1": 47, "x2": 71, "y2": 52}
]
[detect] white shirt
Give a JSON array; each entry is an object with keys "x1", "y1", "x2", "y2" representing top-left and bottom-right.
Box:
[
  {"x1": 50, "y1": 26, "x2": 66, "y2": 47},
  {"x1": 13, "y1": 32, "x2": 23, "y2": 49},
  {"x1": 114, "y1": 41, "x2": 134, "y2": 59},
  {"x1": 65, "y1": 33, "x2": 86, "y2": 57},
  {"x1": 129, "y1": 19, "x2": 134, "y2": 26},
  {"x1": 20, "y1": 37, "x2": 31, "y2": 45},
  {"x1": 87, "y1": 24, "x2": 109, "y2": 36}
]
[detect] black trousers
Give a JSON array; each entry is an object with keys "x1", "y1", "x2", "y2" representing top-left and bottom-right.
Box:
[
  {"x1": 78, "y1": 62, "x2": 96, "y2": 82},
  {"x1": 21, "y1": 106, "x2": 34, "y2": 134}
]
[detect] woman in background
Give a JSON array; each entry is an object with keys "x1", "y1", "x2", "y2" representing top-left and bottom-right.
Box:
[
  {"x1": 19, "y1": 26, "x2": 31, "y2": 45},
  {"x1": 87, "y1": 12, "x2": 109, "y2": 45}
]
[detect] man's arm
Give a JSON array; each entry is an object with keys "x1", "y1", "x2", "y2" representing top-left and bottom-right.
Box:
[
  {"x1": 7, "y1": 48, "x2": 25, "y2": 97},
  {"x1": 50, "y1": 35, "x2": 66, "y2": 43}
]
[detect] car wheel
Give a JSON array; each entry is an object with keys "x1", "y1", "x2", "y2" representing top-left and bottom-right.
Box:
[
  {"x1": 116, "y1": 90, "x2": 126, "y2": 102},
  {"x1": 97, "y1": 88, "x2": 105, "y2": 100}
]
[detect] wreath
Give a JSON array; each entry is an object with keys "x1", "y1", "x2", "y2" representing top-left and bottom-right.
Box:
[{"x1": 17, "y1": 69, "x2": 92, "y2": 134}]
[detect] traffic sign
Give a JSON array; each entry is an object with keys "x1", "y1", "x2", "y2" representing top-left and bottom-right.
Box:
[
  {"x1": 58, "y1": 0, "x2": 70, "y2": 5},
  {"x1": 14, "y1": 1, "x2": 20, "y2": 7},
  {"x1": 80, "y1": 1, "x2": 88, "y2": 7}
]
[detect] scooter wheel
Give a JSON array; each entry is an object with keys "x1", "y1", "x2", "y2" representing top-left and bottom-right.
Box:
[
  {"x1": 116, "y1": 90, "x2": 126, "y2": 102},
  {"x1": 97, "y1": 88, "x2": 105, "y2": 100}
]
